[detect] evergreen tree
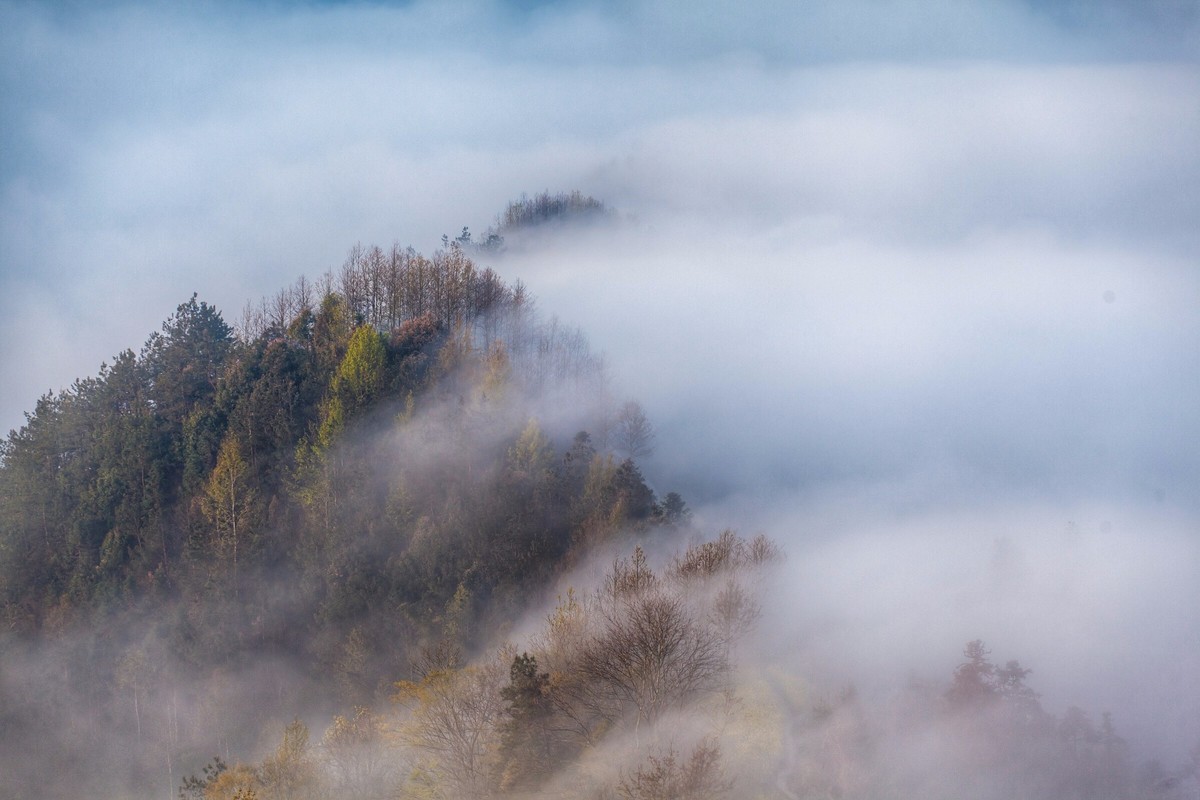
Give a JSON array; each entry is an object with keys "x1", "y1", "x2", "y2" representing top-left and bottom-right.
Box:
[
  {"x1": 497, "y1": 653, "x2": 558, "y2": 790},
  {"x1": 947, "y1": 639, "x2": 997, "y2": 709},
  {"x1": 142, "y1": 295, "x2": 235, "y2": 430}
]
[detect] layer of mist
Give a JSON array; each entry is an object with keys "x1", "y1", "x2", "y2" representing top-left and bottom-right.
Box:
[{"x1": 2, "y1": 0, "x2": 1198, "y2": 796}]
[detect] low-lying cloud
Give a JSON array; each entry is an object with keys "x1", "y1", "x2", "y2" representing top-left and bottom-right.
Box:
[{"x1": 2, "y1": 0, "x2": 1197, "y2": 773}]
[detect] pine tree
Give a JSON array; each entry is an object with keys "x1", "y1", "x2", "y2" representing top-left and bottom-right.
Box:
[
  {"x1": 498, "y1": 653, "x2": 557, "y2": 790},
  {"x1": 947, "y1": 640, "x2": 997, "y2": 709}
]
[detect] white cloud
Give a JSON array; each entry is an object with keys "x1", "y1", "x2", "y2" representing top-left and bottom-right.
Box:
[{"x1": 0, "y1": 0, "x2": 1196, "y2": 756}]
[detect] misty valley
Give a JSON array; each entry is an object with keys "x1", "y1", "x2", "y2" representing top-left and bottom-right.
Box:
[{"x1": 1, "y1": 196, "x2": 1197, "y2": 800}]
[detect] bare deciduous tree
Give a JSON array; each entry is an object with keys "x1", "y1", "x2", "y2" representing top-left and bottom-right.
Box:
[
  {"x1": 577, "y1": 589, "x2": 727, "y2": 732},
  {"x1": 322, "y1": 706, "x2": 394, "y2": 799},
  {"x1": 670, "y1": 530, "x2": 780, "y2": 585},
  {"x1": 614, "y1": 400, "x2": 655, "y2": 460},
  {"x1": 617, "y1": 738, "x2": 731, "y2": 800},
  {"x1": 393, "y1": 654, "x2": 508, "y2": 799}
]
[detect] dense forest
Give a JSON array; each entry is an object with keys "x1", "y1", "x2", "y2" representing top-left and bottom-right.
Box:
[{"x1": 1, "y1": 197, "x2": 1196, "y2": 799}]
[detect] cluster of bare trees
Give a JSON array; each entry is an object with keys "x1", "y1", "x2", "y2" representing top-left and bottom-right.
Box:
[
  {"x1": 181, "y1": 531, "x2": 781, "y2": 800},
  {"x1": 384, "y1": 532, "x2": 780, "y2": 799},
  {"x1": 495, "y1": 191, "x2": 609, "y2": 233},
  {"x1": 238, "y1": 243, "x2": 509, "y2": 343},
  {"x1": 236, "y1": 243, "x2": 608, "y2": 405}
]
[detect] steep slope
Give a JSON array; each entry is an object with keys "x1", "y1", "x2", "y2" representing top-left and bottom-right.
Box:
[{"x1": 0, "y1": 238, "x2": 684, "y2": 798}]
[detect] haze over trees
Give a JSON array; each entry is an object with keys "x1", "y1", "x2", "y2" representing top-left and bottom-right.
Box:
[
  {"x1": 0, "y1": 200, "x2": 1196, "y2": 799},
  {"x1": 456, "y1": 191, "x2": 615, "y2": 254}
]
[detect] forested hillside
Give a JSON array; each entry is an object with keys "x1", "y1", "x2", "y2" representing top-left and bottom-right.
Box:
[
  {"x1": 0, "y1": 219, "x2": 1195, "y2": 799},
  {"x1": 0, "y1": 231, "x2": 685, "y2": 796}
]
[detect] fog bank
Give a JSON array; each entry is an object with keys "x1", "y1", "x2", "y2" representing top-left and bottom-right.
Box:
[{"x1": 3, "y1": 0, "x2": 1197, "y2": 772}]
